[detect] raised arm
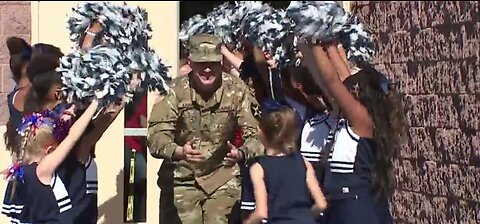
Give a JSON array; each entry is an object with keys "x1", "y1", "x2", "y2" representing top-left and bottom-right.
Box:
[
  {"x1": 37, "y1": 100, "x2": 99, "y2": 184},
  {"x1": 75, "y1": 101, "x2": 125, "y2": 162},
  {"x1": 328, "y1": 42, "x2": 351, "y2": 81},
  {"x1": 221, "y1": 45, "x2": 244, "y2": 71},
  {"x1": 311, "y1": 44, "x2": 373, "y2": 137},
  {"x1": 297, "y1": 42, "x2": 334, "y2": 104},
  {"x1": 146, "y1": 92, "x2": 180, "y2": 161},
  {"x1": 80, "y1": 21, "x2": 103, "y2": 50}
]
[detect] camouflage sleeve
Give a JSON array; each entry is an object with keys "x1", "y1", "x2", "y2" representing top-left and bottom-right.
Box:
[
  {"x1": 147, "y1": 92, "x2": 179, "y2": 161},
  {"x1": 236, "y1": 84, "x2": 263, "y2": 162}
]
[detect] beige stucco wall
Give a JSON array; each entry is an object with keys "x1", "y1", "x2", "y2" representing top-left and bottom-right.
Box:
[{"x1": 0, "y1": 1, "x2": 178, "y2": 223}]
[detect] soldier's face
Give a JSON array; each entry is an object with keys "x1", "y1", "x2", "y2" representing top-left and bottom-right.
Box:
[{"x1": 189, "y1": 61, "x2": 223, "y2": 89}]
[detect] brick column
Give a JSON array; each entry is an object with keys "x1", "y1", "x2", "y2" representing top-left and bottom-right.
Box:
[
  {"x1": 352, "y1": 1, "x2": 479, "y2": 223},
  {"x1": 0, "y1": 1, "x2": 31, "y2": 124}
]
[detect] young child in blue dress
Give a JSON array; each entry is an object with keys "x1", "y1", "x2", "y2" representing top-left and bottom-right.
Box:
[{"x1": 241, "y1": 105, "x2": 328, "y2": 224}]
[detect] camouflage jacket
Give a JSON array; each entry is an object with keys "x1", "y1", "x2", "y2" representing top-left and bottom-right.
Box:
[{"x1": 147, "y1": 73, "x2": 263, "y2": 194}]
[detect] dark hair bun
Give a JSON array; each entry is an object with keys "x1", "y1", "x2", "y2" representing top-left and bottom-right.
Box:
[{"x1": 6, "y1": 36, "x2": 31, "y2": 55}]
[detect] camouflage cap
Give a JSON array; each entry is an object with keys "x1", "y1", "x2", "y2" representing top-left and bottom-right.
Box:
[{"x1": 188, "y1": 34, "x2": 222, "y2": 62}]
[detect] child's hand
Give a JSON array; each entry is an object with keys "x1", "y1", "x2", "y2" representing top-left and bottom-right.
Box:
[
  {"x1": 104, "y1": 98, "x2": 126, "y2": 115},
  {"x1": 311, "y1": 200, "x2": 328, "y2": 218},
  {"x1": 180, "y1": 64, "x2": 192, "y2": 76},
  {"x1": 264, "y1": 51, "x2": 277, "y2": 69},
  {"x1": 129, "y1": 74, "x2": 141, "y2": 91},
  {"x1": 60, "y1": 104, "x2": 77, "y2": 122},
  {"x1": 223, "y1": 141, "x2": 244, "y2": 167}
]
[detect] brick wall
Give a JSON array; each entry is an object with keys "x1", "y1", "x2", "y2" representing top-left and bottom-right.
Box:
[
  {"x1": 0, "y1": 1, "x2": 31, "y2": 124},
  {"x1": 352, "y1": 1, "x2": 479, "y2": 223}
]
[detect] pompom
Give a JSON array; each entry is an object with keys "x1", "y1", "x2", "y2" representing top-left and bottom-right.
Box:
[
  {"x1": 231, "y1": 1, "x2": 267, "y2": 34},
  {"x1": 179, "y1": 14, "x2": 209, "y2": 47},
  {"x1": 57, "y1": 45, "x2": 130, "y2": 106},
  {"x1": 67, "y1": 2, "x2": 152, "y2": 50},
  {"x1": 286, "y1": 1, "x2": 348, "y2": 43},
  {"x1": 243, "y1": 7, "x2": 293, "y2": 68},
  {"x1": 206, "y1": 2, "x2": 236, "y2": 47},
  {"x1": 58, "y1": 45, "x2": 170, "y2": 107},
  {"x1": 287, "y1": 1, "x2": 375, "y2": 63},
  {"x1": 179, "y1": 3, "x2": 236, "y2": 48},
  {"x1": 17, "y1": 111, "x2": 55, "y2": 138},
  {"x1": 64, "y1": 2, "x2": 171, "y2": 108},
  {"x1": 5, "y1": 162, "x2": 24, "y2": 183},
  {"x1": 339, "y1": 13, "x2": 375, "y2": 63},
  {"x1": 126, "y1": 47, "x2": 171, "y2": 93}
]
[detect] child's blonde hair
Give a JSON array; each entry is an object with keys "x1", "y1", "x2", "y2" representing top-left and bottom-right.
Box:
[
  {"x1": 17, "y1": 118, "x2": 55, "y2": 164},
  {"x1": 7, "y1": 117, "x2": 55, "y2": 202},
  {"x1": 258, "y1": 107, "x2": 299, "y2": 153}
]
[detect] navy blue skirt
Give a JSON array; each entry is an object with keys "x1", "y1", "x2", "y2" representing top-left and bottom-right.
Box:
[{"x1": 323, "y1": 191, "x2": 393, "y2": 224}]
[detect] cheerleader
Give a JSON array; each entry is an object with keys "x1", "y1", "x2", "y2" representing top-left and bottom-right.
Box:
[
  {"x1": 3, "y1": 99, "x2": 98, "y2": 223},
  {"x1": 4, "y1": 37, "x2": 33, "y2": 156},
  {"x1": 307, "y1": 41, "x2": 406, "y2": 224},
  {"x1": 80, "y1": 20, "x2": 127, "y2": 223},
  {"x1": 287, "y1": 65, "x2": 337, "y2": 186},
  {"x1": 20, "y1": 55, "x2": 121, "y2": 223},
  {"x1": 2, "y1": 39, "x2": 63, "y2": 222},
  {"x1": 241, "y1": 105, "x2": 327, "y2": 224}
]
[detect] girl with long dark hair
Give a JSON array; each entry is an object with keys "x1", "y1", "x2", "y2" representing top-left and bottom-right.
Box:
[{"x1": 307, "y1": 41, "x2": 407, "y2": 224}]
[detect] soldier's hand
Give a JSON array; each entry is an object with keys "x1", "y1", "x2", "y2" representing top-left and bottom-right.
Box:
[
  {"x1": 223, "y1": 141, "x2": 244, "y2": 167},
  {"x1": 182, "y1": 141, "x2": 205, "y2": 163}
]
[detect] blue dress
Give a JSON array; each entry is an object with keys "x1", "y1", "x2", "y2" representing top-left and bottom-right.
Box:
[
  {"x1": 322, "y1": 119, "x2": 393, "y2": 224},
  {"x1": 2, "y1": 87, "x2": 26, "y2": 223},
  {"x1": 7, "y1": 88, "x2": 24, "y2": 141},
  {"x1": 241, "y1": 152, "x2": 316, "y2": 224},
  {"x1": 11, "y1": 163, "x2": 74, "y2": 223},
  {"x1": 79, "y1": 155, "x2": 98, "y2": 223}
]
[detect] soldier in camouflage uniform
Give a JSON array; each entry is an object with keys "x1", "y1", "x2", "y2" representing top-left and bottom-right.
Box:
[{"x1": 147, "y1": 34, "x2": 263, "y2": 224}]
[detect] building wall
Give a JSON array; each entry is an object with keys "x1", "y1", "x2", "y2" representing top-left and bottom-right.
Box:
[
  {"x1": 0, "y1": 2, "x2": 30, "y2": 223},
  {"x1": 0, "y1": 1, "x2": 30, "y2": 124},
  {"x1": 352, "y1": 1, "x2": 479, "y2": 223}
]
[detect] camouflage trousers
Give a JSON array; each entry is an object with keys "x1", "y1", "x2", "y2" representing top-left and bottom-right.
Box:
[{"x1": 159, "y1": 177, "x2": 241, "y2": 224}]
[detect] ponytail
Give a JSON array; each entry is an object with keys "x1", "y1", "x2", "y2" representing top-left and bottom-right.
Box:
[
  {"x1": 4, "y1": 119, "x2": 20, "y2": 160},
  {"x1": 6, "y1": 37, "x2": 31, "y2": 82},
  {"x1": 24, "y1": 88, "x2": 40, "y2": 114}
]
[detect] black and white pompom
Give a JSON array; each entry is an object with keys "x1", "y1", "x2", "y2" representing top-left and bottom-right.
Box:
[
  {"x1": 67, "y1": 2, "x2": 152, "y2": 50},
  {"x1": 286, "y1": 1, "x2": 348, "y2": 43},
  {"x1": 244, "y1": 7, "x2": 293, "y2": 68},
  {"x1": 57, "y1": 45, "x2": 130, "y2": 106},
  {"x1": 231, "y1": 1, "x2": 270, "y2": 49},
  {"x1": 179, "y1": 14, "x2": 209, "y2": 47},
  {"x1": 206, "y1": 2, "x2": 236, "y2": 47},
  {"x1": 339, "y1": 13, "x2": 375, "y2": 63},
  {"x1": 126, "y1": 47, "x2": 171, "y2": 93},
  {"x1": 179, "y1": 3, "x2": 236, "y2": 48}
]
